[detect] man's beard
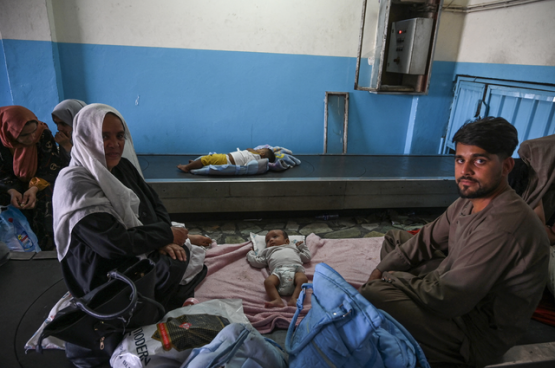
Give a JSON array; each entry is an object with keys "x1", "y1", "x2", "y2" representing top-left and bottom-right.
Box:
[{"x1": 456, "y1": 176, "x2": 500, "y2": 199}]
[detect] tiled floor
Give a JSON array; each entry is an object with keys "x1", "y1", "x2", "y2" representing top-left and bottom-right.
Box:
[{"x1": 179, "y1": 208, "x2": 445, "y2": 245}]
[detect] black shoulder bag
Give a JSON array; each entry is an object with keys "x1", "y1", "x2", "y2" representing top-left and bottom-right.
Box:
[{"x1": 38, "y1": 258, "x2": 165, "y2": 368}]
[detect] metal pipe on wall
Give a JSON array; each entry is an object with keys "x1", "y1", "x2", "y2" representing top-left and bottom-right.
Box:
[{"x1": 442, "y1": 0, "x2": 547, "y2": 13}]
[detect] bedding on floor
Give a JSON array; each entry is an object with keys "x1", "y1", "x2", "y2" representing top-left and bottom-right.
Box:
[{"x1": 194, "y1": 233, "x2": 383, "y2": 333}]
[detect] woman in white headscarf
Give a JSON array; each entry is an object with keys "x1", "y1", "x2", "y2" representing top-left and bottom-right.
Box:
[
  {"x1": 51, "y1": 99, "x2": 87, "y2": 167},
  {"x1": 53, "y1": 104, "x2": 205, "y2": 309}
]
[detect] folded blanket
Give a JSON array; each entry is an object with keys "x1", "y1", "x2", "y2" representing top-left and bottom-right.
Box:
[
  {"x1": 254, "y1": 145, "x2": 301, "y2": 172},
  {"x1": 194, "y1": 233, "x2": 383, "y2": 333}
]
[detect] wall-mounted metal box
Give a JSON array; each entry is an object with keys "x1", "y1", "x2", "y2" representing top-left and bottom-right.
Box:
[
  {"x1": 355, "y1": 0, "x2": 443, "y2": 95},
  {"x1": 386, "y1": 18, "x2": 433, "y2": 75}
]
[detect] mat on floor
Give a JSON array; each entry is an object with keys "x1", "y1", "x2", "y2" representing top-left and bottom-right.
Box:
[{"x1": 194, "y1": 233, "x2": 383, "y2": 334}]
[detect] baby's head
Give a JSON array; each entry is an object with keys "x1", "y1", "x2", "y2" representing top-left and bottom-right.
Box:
[
  {"x1": 257, "y1": 148, "x2": 276, "y2": 163},
  {"x1": 265, "y1": 229, "x2": 289, "y2": 248}
]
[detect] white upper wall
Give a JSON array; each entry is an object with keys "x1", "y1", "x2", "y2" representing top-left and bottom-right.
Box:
[
  {"x1": 49, "y1": 0, "x2": 372, "y2": 58},
  {"x1": 434, "y1": 12, "x2": 465, "y2": 62},
  {"x1": 3, "y1": 0, "x2": 553, "y2": 66},
  {"x1": 0, "y1": 0, "x2": 52, "y2": 41},
  {"x1": 456, "y1": 1, "x2": 555, "y2": 66}
]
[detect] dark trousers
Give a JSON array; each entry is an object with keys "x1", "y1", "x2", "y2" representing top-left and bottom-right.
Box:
[{"x1": 359, "y1": 230, "x2": 473, "y2": 367}]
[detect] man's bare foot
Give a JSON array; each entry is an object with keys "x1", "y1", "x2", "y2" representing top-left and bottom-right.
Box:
[
  {"x1": 177, "y1": 164, "x2": 190, "y2": 173},
  {"x1": 287, "y1": 297, "x2": 298, "y2": 307},
  {"x1": 264, "y1": 299, "x2": 285, "y2": 308},
  {"x1": 189, "y1": 234, "x2": 212, "y2": 247}
]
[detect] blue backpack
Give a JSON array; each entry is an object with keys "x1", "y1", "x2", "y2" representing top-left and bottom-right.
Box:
[{"x1": 286, "y1": 263, "x2": 430, "y2": 368}]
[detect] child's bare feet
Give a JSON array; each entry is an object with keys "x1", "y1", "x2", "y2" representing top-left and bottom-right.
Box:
[
  {"x1": 177, "y1": 164, "x2": 190, "y2": 173},
  {"x1": 264, "y1": 299, "x2": 285, "y2": 308},
  {"x1": 287, "y1": 297, "x2": 298, "y2": 307},
  {"x1": 189, "y1": 234, "x2": 212, "y2": 247}
]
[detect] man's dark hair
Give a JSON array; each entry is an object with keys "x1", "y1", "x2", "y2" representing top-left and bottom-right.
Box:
[
  {"x1": 452, "y1": 117, "x2": 518, "y2": 159},
  {"x1": 280, "y1": 229, "x2": 289, "y2": 239},
  {"x1": 266, "y1": 148, "x2": 276, "y2": 163}
]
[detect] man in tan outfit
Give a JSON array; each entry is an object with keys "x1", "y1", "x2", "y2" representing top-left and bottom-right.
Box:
[{"x1": 359, "y1": 117, "x2": 549, "y2": 368}]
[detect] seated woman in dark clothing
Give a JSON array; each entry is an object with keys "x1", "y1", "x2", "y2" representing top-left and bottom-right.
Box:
[
  {"x1": 51, "y1": 99, "x2": 87, "y2": 167},
  {"x1": 0, "y1": 105, "x2": 62, "y2": 250},
  {"x1": 53, "y1": 103, "x2": 206, "y2": 309},
  {"x1": 509, "y1": 134, "x2": 555, "y2": 244}
]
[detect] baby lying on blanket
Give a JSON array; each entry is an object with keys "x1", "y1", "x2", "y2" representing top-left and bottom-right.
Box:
[
  {"x1": 247, "y1": 230, "x2": 311, "y2": 308},
  {"x1": 177, "y1": 148, "x2": 276, "y2": 173}
]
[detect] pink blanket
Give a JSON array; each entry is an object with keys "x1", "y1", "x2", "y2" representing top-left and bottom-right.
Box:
[{"x1": 194, "y1": 233, "x2": 383, "y2": 333}]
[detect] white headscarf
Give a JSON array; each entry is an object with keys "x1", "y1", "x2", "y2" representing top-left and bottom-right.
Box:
[{"x1": 53, "y1": 104, "x2": 143, "y2": 261}]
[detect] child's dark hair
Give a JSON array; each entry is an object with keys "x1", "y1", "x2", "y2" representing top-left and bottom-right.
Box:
[
  {"x1": 265, "y1": 148, "x2": 276, "y2": 163},
  {"x1": 452, "y1": 117, "x2": 518, "y2": 159},
  {"x1": 280, "y1": 229, "x2": 289, "y2": 239}
]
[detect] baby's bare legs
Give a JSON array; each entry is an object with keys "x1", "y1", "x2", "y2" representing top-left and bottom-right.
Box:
[
  {"x1": 177, "y1": 159, "x2": 204, "y2": 173},
  {"x1": 189, "y1": 234, "x2": 212, "y2": 247},
  {"x1": 264, "y1": 274, "x2": 284, "y2": 308},
  {"x1": 288, "y1": 272, "x2": 309, "y2": 306}
]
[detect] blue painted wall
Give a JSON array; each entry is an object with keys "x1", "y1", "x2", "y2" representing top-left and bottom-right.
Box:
[
  {"x1": 1, "y1": 40, "x2": 60, "y2": 129},
  {"x1": 56, "y1": 42, "x2": 413, "y2": 155},
  {"x1": 0, "y1": 41, "x2": 13, "y2": 107},
  {"x1": 405, "y1": 61, "x2": 457, "y2": 154},
  {"x1": 453, "y1": 62, "x2": 555, "y2": 86},
  {"x1": 3, "y1": 40, "x2": 553, "y2": 156}
]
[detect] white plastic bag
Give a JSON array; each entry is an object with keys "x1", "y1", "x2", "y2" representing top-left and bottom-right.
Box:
[
  {"x1": 25, "y1": 292, "x2": 73, "y2": 351},
  {"x1": 110, "y1": 299, "x2": 250, "y2": 368}
]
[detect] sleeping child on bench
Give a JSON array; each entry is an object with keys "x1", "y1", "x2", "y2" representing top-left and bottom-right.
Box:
[
  {"x1": 247, "y1": 230, "x2": 311, "y2": 308},
  {"x1": 177, "y1": 148, "x2": 276, "y2": 173}
]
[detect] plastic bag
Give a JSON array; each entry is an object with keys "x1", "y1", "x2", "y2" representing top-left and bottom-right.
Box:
[
  {"x1": 110, "y1": 299, "x2": 250, "y2": 368},
  {"x1": 24, "y1": 292, "x2": 72, "y2": 351},
  {"x1": 0, "y1": 205, "x2": 40, "y2": 252}
]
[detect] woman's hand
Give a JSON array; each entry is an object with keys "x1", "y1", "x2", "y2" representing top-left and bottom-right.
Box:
[
  {"x1": 171, "y1": 227, "x2": 188, "y2": 246},
  {"x1": 55, "y1": 131, "x2": 73, "y2": 152},
  {"x1": 21, "y1": 186, "x2": 39, "y2": 209},
  {"x1": 7, "y1": 189, "x2": 23, "y2": 209},
  {"x1": 189, "y1": 234, "x2": 212, "y2": 247},
  {"x1": 159, "y1": 243, "x2": 188, "y2": 261}
]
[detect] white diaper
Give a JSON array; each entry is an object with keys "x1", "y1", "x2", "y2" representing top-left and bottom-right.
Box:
[{"x1": 272, "y1": 265, "x2": 305, "y2": 296}]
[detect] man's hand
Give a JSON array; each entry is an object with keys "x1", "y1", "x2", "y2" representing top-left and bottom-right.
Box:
[
  {"x1": 159, "y1": 243, "x2": 188, "y2": 261},
  {"x1": 20, "y1": 186, "x2": 39, "y2": 209},
  {"x1": 54, "y1": 131, "x2": 72, "y2": 152},
  {"x1": 367, "y1": 268, "x2": 383, "y2": 283},
  {"x1": 171, "y1": 227, "x2": 188, "y2": 246},
  {"x1": 7, "y1": 189, "x2": 23, "y2": 209}
]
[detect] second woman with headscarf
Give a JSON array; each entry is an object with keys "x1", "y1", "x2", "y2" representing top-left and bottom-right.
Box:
[{"x1": 51, "y1": 99, "x2": 87, "y2": 167}]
